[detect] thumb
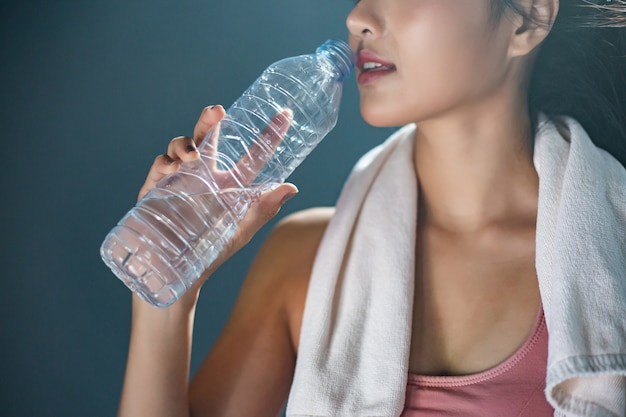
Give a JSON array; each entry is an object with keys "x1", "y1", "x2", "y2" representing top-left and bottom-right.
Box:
[{"x1": 232, "y1": 183, "x2": 299, "y2": 245}]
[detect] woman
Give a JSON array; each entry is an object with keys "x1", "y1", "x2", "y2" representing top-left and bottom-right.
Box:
[{"x1": 117, "y1": 0, "x2": 626, "y2": 416}]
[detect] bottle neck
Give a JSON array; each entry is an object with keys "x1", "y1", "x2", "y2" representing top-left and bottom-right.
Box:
[{"x1": 316, "y1": 39, "x2": 356, "y2": 80}]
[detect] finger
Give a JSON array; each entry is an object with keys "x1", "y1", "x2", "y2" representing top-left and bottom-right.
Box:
[
  {"x1": 232, "y1": 183, "x2": 298, "y2": 245},
  {"x1": 234, "y1": 109, "x2": 293, "y2": 185},
  {"x1": 137, "y1": 154, "x2": 180, "y2": 201},
  {"x1": 167, "y1": 136, "x2": 200, "y2": 163},
  {"x1": 202, "y1": 118, "x2": 221, "y2": 172},
  {"x1": 193, "y1": 105, "x2": 226, "y2": 172},
  {"x1": 193, "y1": 105, "x2": 226, "y2": 146}
]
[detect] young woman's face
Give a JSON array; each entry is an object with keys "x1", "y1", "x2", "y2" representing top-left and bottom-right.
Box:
[{"x1": 347, "y1": 0, "x2": 516, "y2": 127}]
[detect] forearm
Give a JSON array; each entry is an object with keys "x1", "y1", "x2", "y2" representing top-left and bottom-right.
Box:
[{"x1": 118, "y1": 291, "x2": 199, "y2": 417}]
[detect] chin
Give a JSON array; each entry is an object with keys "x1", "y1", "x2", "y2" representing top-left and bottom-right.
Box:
[{"x1": 360, "y1": 104, "x2": 404, "y2": 128}]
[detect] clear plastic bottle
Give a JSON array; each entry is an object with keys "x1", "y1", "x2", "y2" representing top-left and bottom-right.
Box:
[{"x1": 100, "y1": 39, "x2": 356, "y2": 307}]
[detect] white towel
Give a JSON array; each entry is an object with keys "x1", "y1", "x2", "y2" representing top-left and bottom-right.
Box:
[{"x1": 285, "y1": 116, "x2": 626, "y2": 417}]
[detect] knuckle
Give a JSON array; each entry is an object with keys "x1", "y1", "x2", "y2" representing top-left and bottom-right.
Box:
[
  {"x1": 169, "y1": 136, "x2": 188, "y2": 146},
  {"x1": 156, "y1": 153, "x2": 176, "y2": 166},
  {"x1": 259, "y1": 205, "x2": 280, "y2": 224}
]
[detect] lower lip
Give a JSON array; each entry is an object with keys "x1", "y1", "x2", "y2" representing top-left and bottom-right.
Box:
[{"x1": 357, "y1": 69, "x2": 396, "y2": 85}]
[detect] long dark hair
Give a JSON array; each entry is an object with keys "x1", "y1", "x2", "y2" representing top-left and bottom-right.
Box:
[{"x1": 495, "y1": 0, "x2": 626, "y2": 166}]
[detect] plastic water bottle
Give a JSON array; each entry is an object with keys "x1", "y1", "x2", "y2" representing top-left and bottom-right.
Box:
[{"x1": 100, "y1": 39, "x2": 356, "y2": 307}]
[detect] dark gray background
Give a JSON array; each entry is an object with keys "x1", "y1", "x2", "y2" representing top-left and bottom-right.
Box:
[{"x1": 1, "y1": 0, "x2": 395, "y2": 416}]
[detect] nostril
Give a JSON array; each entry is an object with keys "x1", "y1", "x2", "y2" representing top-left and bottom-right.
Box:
[{"x1": 346, "y1": 5, "x2": 378, "y2": 39}]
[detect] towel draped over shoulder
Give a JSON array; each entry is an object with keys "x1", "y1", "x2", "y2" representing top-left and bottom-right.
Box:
[{"x1": 286, "y1": 116, "x2": 626, "y2": 417}]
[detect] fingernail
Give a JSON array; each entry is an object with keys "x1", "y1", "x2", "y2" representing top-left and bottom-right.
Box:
[
  {"x1": 185, "y1": 144, "x2": 198, "y2": 153},
  {"x1": 281, "y1": 191, "x2": 298, "y2": 205}
]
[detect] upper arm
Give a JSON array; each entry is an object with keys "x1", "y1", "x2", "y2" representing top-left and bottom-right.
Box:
[{"x1": 189, "y1": 207, "x2": 333, "y2": 417}]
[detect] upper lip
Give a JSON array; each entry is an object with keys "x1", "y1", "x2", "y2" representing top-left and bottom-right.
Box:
[{"x1": 356, "y1": 50, "x2": 396, "y2": 71}]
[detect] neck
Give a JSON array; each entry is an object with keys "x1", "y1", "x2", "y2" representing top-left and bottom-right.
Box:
[{"x1": 414, "y1": 99, "x2": 539, "y2": 234}]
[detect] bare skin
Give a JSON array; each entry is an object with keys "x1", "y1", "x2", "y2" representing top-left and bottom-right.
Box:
[
  {"x1": 118, "y1": 0, "x2": 561, "y2": 415},
  {"x1": 118, "y1": 105, "x2": 301, "y2": 417},
  {"x1": 346, "y1": 0, "x2": 555, "y2": 375}
]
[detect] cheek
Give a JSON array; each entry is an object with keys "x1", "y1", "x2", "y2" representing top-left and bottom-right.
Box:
[
  {"x1": 404, "y1": 19, "x2": 508, "y2": 103},
  {"x1": 358, "y1": 4, "x2": 511, "y2": 126}
]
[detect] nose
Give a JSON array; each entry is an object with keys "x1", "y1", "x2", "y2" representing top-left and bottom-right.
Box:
[{"x1": 346, "y1": 1, "x2": 380, "y2": 41}]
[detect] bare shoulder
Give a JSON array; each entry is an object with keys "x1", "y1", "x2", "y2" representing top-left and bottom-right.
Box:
[
  {"x1": 189, "y1": 207, "x2": 334, "y2": 416},
  {"x1": 249, "y1": 207, "x2": 334, "y2": 275},
  {"x1": 269, "y1": 206, "x2": 334, "y2": 254},
  {"x1": 253, "y1": 206, "x2": 333, "y2": 289},
  {"x1": 255, "y1": 206, "x2": 334, "y2": 350}
]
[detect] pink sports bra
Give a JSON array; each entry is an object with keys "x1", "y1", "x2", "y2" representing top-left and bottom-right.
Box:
[{"x1": 401, "y1": 308, "x2": 554, "y2": 416}]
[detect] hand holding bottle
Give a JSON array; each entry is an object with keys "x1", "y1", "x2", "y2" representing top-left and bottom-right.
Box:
[
  {"x1": 101, "y1": 39, "x2": 355, "y2": 307},
  {"x1": 133, "y1": 105, "x2": 298, "y2": 304}
]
